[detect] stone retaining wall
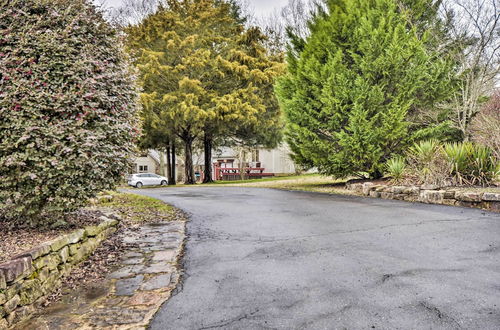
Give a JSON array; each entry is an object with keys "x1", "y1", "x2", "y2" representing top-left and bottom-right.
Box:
[
  {"x1": 0, "y1": 215, "x2": 120, "y2": 329},
  {"x1": 346, "y1": 182, "x2": 500, "y2": 212}
]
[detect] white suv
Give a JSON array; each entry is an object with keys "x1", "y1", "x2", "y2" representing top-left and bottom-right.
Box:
[{"x1": 128, "y1": 173, "x2": 168, "y2": 188}]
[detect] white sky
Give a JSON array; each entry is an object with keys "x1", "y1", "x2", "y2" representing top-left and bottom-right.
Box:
[{"x1": 97, "y1": 0, "x2": 290, "y2": 17}]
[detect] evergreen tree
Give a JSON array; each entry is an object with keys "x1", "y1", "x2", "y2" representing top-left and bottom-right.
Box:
[
  {"x1": 126, "y1": 0, "x2": 283, "y2": 184},
  {"x1": 276, "y1": 0, "x2": 456, "y2": 178}
]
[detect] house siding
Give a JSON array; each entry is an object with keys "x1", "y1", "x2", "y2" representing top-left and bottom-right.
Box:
[{"x1": 133, "y1": 156, "x2": 159, "y2": 174}]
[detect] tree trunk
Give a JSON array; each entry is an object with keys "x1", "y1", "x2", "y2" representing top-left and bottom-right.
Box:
[
  {"x1": 159, "y1": 151, "x2": 166, "y2": 176},
  {"x1": 203, "y1": 133, "x2": 213, "y2": 183},
  {"x1": 238, "y1": 148, "x2": 247, "y2": 181},
  {"x1": 171, "y1": 142, "x2": 176, "y2": 185},
  {"x1": 166, "y1": 146, "x2": 172, "y2": 184},
  {"x1": 183, "y1": 138, "x2": 195, "y2": 185}
]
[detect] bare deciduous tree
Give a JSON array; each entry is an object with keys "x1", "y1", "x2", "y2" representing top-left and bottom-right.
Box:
[
  {"x1": 470, "y1": 90, "x2": 500, "y2": 159},
  {"x1": 258, "y1": 0, "x2": 323, "y2": 53},
  {"x1": 107, "y1": 0, "x2": 160, "y2": 26},
  {"x1": 441, "y1": 0, "x2": 500, "y2": 139}
]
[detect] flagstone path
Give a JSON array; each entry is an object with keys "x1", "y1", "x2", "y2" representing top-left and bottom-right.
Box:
[{"x1": 14, "y1": 219, "x2": 186, "y2": 330}]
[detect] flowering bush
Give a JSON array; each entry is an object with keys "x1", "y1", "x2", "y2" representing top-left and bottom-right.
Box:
[{"x1": 0, "y1": 0, "x2": 139, "y2": 223}]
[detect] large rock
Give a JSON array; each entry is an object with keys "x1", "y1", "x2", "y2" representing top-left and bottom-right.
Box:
[
  {"x1": 49, "y1": 237, "x2": 69, "y2": 253},
  {"x1": 37, "y1": 267, "x2": 50, "y2": 283},
  {"x1": 85, "y1": 217, "x2": 118, "y2": 237},
  {"x1": 67, "y1": 229, "x2": 86, "y2": 244},
  {"x1": 443, "y1": 190, "x2": 456, "y2": 199},
  {"x1": 41, "y1": 270, "x2": 61, "y2": 295},
  {"x1": 97, "y1": 227, "x2": 117, "y2": 242},
  {"x1": 34, "y1": 253, "x2": 61, "y2": 271},
  {"x1": 57, "y1": 263, "x2": 72, "y2": 277},
  {"x1": 50, "y1": 229, "x2": 85, "y2": 252},
  {"x1": 482, "y1": 193, "x2": 500, "y2": 202},
  {"x1": 403, "y1": 186, "x2": 420, "y2": 195},
  {"x1": 380, "y1": 192, "x2": 394, "y2": 199},
  {"x1": 59, "y1": 246, "x2": 70, "y2": 264},
  {"x1": 12, "y1": 243, "x2": 51, "y2": 261},
  {"x1": 393, "y1": 194, "x2": 407, "y2": 201},
  {"x1": 0, "y1": 258, "x2": 32, "y2": 283},
  {"x1": 3, "y1": 295, "x2": 20, "y2": 314},
  {"x1": 390, "y1": 186, "x2": 406, "y2": 194},
  {"x1": 19, "y1": 279, "x2": 42, "y2": 306},
  {"x1": 70, "y1": 239, "x2": 97, "y2": 264},
  {"x1": 404, "y1": 195, "x2": 418, "y2": 202},
  {"x1": 419, "y1": 190, "x2": 445, "y2": 204},
  {"x1": 5, "y1": 305, "x2": 34, "y2": 326},
  {"x1": 362, "y1": 183, "x2": 376, "y2": 196},
  {"x1": 0, "y1": 293, "x2": 6, "y2": 305},
  {"x1": 347, "y1": 183, "x2": 364, "y2": 193},
  {"x1": 489, "y1": 202, "x2": 500, "y2": 212},
  {"x1": 84, "y1": 225, "x2": 100, "y2": 237},
  {"x1": 69, "y1": 243, "x2": 80, "y2": 256},
  {"x1": 455, "y1": 191, "x2": 482, "y2": 202},
  {"x1": 5, "y1": 281, "x2": 22, "y2": 301},
  {"x1": 421, "y1": 184, "x2": 439, "y2": 190}
]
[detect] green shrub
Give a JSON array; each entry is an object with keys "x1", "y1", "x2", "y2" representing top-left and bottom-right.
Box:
[
  {"x1": 0, "y1": 0, "x2": 139, "y2": 223},
  {"x1": 385, "y1": 156, "x2": 406, "y2": 183}
]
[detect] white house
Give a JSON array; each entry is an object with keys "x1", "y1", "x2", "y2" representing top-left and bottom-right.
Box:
[
  {"x1": 131, "y1": 151, "x2": 161, "y2": 174},
  {"x1": 212, "y1": 144, "x2": 296, "y2": 175},
  {"x1": 132, "y1": 144, "x2": 297, "y2": 181}
]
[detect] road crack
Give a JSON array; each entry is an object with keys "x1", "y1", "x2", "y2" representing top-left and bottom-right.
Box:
[{"x1": 197, "y1": 309, "x2": 260, "y2": 329}]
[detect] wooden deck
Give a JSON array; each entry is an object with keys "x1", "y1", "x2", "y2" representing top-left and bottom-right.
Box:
[{"x1": 214, "y1": 167, "x2": 274, "y2": 181}]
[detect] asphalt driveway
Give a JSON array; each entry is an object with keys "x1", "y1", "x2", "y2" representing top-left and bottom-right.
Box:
[{"x1": 132, "y1": 187, "x2": 500, "y2": 330}]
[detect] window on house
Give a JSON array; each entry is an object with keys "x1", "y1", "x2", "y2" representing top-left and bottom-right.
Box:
[
  {"x1": 138, "y1": 165, "x2": 148, "y2": 173},
  {"x1": 252, "y1": 150, "x2": 260, "y2": 163}
]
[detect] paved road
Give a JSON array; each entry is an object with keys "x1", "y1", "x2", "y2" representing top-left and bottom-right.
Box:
[{"x1": 133, "y1": 187, "x2": 500, "y2": 330}]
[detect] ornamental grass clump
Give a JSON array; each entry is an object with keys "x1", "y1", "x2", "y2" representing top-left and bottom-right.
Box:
[
  {"x1": 405, "y1": 140, "x2": 499, "y2": 187},
  {"x1": 0, "y1": 0, "x2": 139, "y2": 224},
  {"x1": 444, "y1": 142, "x2": 472, "y2": 184},
  {"x1": 469, "y1": 145, "x2": 499, "y2": 185},
  {"x1": 385, "y1": 156, "x2": 406, "y2": 183},
  {"x1": 444, "y1": 142, "x2": 499, "y2": 186},
  {"x1": 407, "y1": 140, "x2": 450, "y2": 186}
]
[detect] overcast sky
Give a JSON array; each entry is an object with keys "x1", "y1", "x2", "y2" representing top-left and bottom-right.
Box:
[{"x1": 97, "y1": 0, "x2": 290, "y2": 17}]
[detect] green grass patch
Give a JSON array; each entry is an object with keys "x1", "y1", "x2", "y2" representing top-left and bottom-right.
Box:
[
  {"x1": 208, "y1": 174, "x2": 353, "y2": 196},
  {"x1": 208, "y1": 173, "x2": 319, "y2": 185},
  {"x1": 99, "y1": 192, "x2": 173, "y2": 222}
]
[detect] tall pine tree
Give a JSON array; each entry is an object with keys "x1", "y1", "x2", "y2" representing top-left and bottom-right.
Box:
[
  {"x1": 127, "y1": 0, "x2": 283, "y2": 184},
  {"x1": 276, "y1": 0, "x2": 456, "y2": 178}
]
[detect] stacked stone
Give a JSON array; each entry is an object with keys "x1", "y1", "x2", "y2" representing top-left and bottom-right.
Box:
[
  {"x1": 346, "y1": 182, "x2": 500, "y2": 211},
  {"x1": 0, "y1": 216, "x2": 120, "y2": 329}
]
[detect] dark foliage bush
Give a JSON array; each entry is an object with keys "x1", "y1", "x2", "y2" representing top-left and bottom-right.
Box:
[{"x1": 0, "y1": 0, "x2": 139, "y2": 223}]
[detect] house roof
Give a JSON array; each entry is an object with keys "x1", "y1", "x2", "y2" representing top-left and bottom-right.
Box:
[{"x1": 148, "y1": 150, "x2": 161, "y2": 164}]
